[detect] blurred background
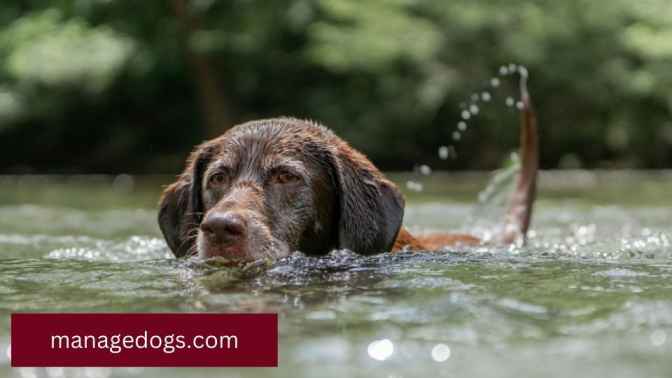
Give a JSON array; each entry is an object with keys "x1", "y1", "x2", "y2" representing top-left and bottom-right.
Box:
[
  {"x1": 1, "y1": 0, "x2": 671, "y2": 174},
  {"x1": 2, "y1": 4, "x2": 672, "y2": 377}
]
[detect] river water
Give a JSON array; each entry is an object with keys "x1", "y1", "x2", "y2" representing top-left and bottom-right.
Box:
[{"x1": 1, "y1": 171, "x2": 671, "y2": 377}]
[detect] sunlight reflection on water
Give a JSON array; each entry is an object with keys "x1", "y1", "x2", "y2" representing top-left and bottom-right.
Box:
[
  {"x1": 367, "y1": 339, "x2": 394, "y2": 361},
  {"x1": 431, "y1": 343, "x2": 451, "y2": 362}
]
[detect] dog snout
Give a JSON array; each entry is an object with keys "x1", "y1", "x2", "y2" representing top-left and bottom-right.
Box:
[{"x1": 200, "y1": 211, "x2": 247, "y2": 245}]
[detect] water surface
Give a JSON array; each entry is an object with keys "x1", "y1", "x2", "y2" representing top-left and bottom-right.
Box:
[{"x1": 1, "y1": 172, "x2": 671, "y2": 377}]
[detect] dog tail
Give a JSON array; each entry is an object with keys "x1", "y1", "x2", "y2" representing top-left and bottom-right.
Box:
[{"x1": 496, "y1": 69, "x2": 539, "y2": 245}]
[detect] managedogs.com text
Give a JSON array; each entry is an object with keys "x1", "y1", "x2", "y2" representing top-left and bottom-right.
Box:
[{"x1": 50, "y1": 330, "x2": 239, "y2": 354}]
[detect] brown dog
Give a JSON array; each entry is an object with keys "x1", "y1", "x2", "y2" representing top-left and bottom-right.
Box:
[{"x1": 158, "y1": 83, "x2": 538, "y2": 262}]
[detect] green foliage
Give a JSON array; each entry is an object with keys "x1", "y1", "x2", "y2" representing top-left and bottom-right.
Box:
[
  {"x1": 0, "y1": 8, "x2": 135, "y2": 129},
  {"x1": 308, "y1": 0, "x2": 442, "y2": 71},
  {"x1": 0, "y1": 0, "x2": 671, "y2": 172},
  {"x1": 3, "y1": 10, "x2": 134, "y2": 91}
]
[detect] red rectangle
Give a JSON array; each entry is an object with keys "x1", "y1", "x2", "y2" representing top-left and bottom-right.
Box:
[{"x1": 11, "y1": 313, "x2": 277, "y2": 367}]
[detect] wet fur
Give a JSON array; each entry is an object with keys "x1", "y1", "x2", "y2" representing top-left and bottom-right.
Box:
[
  {"x1": 159, "y1": 91, "x2": 537, "y2": 259},
  {"x1": 159, "y1": 118, "x2": 405, "y2": 260}
]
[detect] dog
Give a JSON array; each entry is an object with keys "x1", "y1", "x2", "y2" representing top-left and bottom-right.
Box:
[{"x1": 158, "y1": 83, "x2": 538, "y2": 262}]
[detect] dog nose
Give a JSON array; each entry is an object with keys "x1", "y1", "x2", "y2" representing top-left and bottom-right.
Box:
[{"x1": 200, "y1": 212, "x2": 246, "y2": 245}]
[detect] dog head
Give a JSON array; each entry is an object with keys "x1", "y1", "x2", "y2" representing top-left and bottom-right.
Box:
[{"x1": 158, "y1": 118, "x2": 404, "y2": 262}]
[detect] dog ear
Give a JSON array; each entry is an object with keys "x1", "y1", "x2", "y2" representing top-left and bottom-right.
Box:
[
  {"x1": 330, "y1": 143, "x2": 405, "y2": 255},
  {"x1": 157, "y1": 145, "x2": 212, "y2": 257},
  {"x1": 158, "y1": 179, "x2": 193, "y2": 257}
]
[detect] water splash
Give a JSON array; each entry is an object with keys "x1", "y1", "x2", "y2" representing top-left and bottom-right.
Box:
[
  {"x1": 466, "y1": 153, "x2": 521, "y2": 241},
  {"x1": 437, "y1": 65, "x2": 529, "y2": 163},
  {"x1": 424, "y1": 64, "x2": 531, "y2": 200}
]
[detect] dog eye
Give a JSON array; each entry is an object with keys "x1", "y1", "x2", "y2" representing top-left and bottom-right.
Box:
[
  {"x1": 208, "y1": 172, "x2": 229, "y2": 187},
  {"x1": 271, "y1": 171, "x2": 300, "y2": 185}
]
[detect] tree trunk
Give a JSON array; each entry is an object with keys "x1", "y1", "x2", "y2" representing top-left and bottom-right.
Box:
[{"x1": 172, "y1": 0, "x2": 231, "y2": 137}]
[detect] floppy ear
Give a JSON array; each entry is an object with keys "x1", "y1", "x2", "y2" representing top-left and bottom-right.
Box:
[
  {"x1": 330, "y1": 144, "x2": 405, "y2": 255},
  {"x1": 157, "y1": 146, "x2": 212, "y2": 257},
  {"x1": 158, "y1": 179, "x2": 193, "y2": 257}
]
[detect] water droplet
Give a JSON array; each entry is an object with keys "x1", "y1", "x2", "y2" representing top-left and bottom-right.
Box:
[
  {"x1": 499, "y1": 66, "x2": 509, "y2": 75},
  {"x1": 518, "y1": 65, "x2": 528, "y2": 78},
  {"x1": 431, "y1": 344, "x2": 451, "y2": 362},
  {"x1": 457, "y1": 121, "x2": 467, "y2": 131},
  {"x1": 471, "y1": 93, "x2": 479, "y2": 102},
  {"x1": 439, "y1": 145, "x2": 457, "y2": 160},
  {"x1": 368, "y1": 339, "x2": 395, "y2": 361},
  {"x1": 418, "y1": 164, "x2": 432, "y2": 175},
  {"x1": 516, "y1": 101, "x2": 525, "y2": 110},
  {"x1": 112, "y1": 174, "x2": 134, "y2": 193},
  {"x1": 490, "y1": 78, "x2": 500, "y2": 88},
  {"x1": 452, "y1": 131, "x2": 461, "y2": 141},
  {"x1": 505, "y1": 97, "x2": 515, "y2": 107},
  {"x1": 461, "y1": 110, "x2": 471, "y2": 120},
  {"x1": 481, "y1": 92, "x2": 491, "y2": 102},
  {"x1": 469, "y1": 104, "x2": 479, "y2": 115},
  {"x1": 508, "y1": 63, "x2": 517, "y2": 72},
  {"x1": 438, "y1": 146, "x2": 449, "y2": 160},
  {"x1": 406, "y1": 181, "x2": 424, "y2": 192}
]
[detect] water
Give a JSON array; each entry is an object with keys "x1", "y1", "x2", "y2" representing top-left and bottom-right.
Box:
[{"x1": 1, "y1": 172, "x2": 672, "y2": 377}]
